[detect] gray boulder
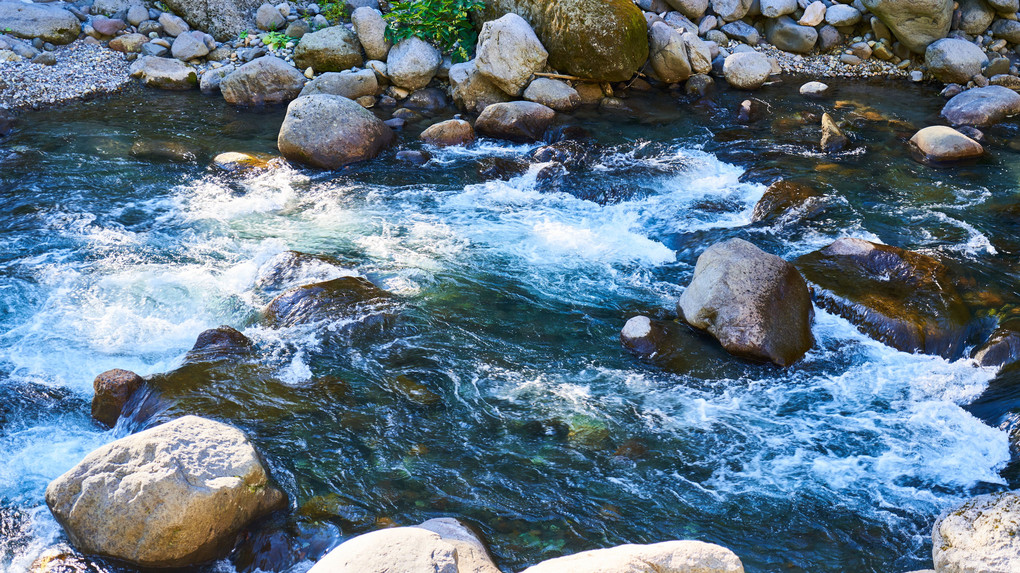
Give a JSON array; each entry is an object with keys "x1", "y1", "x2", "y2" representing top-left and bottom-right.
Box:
[
  {"x1": 523, "y1": 78, "x2": 580, "y2": 111},
  {"x1": 293, "y1": 26, "x2": 363, "y2": 74},
  {"x1": 925, "y1": 38, "x2": 988, "y2": 84},
  {"x1": 0, "y1": 1, "x2": 80, "y2": 45},
  {"x1": 126, "y1": 4, "x2": 148, "y2": 26},
  {"x1": 862, "y1": 0, "x2": 952, "y2": 53},
  {"x1": 386, "y1": 37, "x2": 442, "y2": 91},
  {"x1": 476, "y1": 13, "x2": 548, "y2": 96},
  {"x1": 711, "y1": 0, "x2": 754, "y2": 21},
  {"x1": 825, "y1": 4, "x2": 861, "y2": 26},
  {"x1": 721, "y1": 20, "x2": 760, "y2": 45},
  {"x1": 933, "y1": 492, "x2": 1020, "y2": 573},
  {"x1": 449, "y1": 60, "x2": 511, "y2": 113},
  {"x1": 760, "y1": 0, "x2": 797, "y2": 17},
  {"x1": 766, "y1": 16, "x2": 818, "y2": 54},
  {"x1": 92, "y1": 0, "x2": 129, "y2": 16},
  {"x1": 666, "y1": 0, "x2": 709, "y2": 19},
  {"x1": 420, "y1": 119, "x2": 476, "y2": 147},
  {"x1": 941, "y1": 85, "x2": 1020, "y2": 126},
  {"x1": 162, "y1": 0, "x2": 261, "y2": 41},
  {"x1": 958, "y1": 0, "x2": 994, "y2": 36},
  {"x1": 649, "y1": 21, "x2": 693, "y2": 83},
  {"x1": 308, "y1": 518, "x2": 500, "y2": 573},
  {"x1": 277, "y1": 94, "x2": 394, "y2": 169},
  {"x1": 723, "y1": 51, "x2": 771, "y2": 89},
  {"x1": 991, "y1": 19, "x2": 1020, "y2": 44},
  {"x1": 200, "y1": 64, "x2": 235, "y2": 94},
  {"x1": 475, "y1": 101, "x2": 555, "y2": 143},
  {"x1": 522, "y1": 540, "x2": 745, "y2": 573},
  {"x1": 158, "y1": 12, "x2": 189, "y2": 37},
  {"x1": 255, "y1": 2, "x2": 286, "y2": 31},
  {"x1": 678, "y1": 238, "x2": 814, "y2": 366},
  {"x1": 170, "y1": 30, "x2": 211, "y2": 61},
  {"x1": 45, "y1": 416, "x2": 285, "y2": 568},
  {"x1": 300, "y1": 69, "x2": 379, "y2": 99},
  {"x1": 987, "y1": 0, "x2": 1019, "y2": 12},
  {"x1": 129, "y1": 56, "x2": 198, "y2": 90},
  {"x1": 351, "y1": 7, "x2": 390, "y2": 61},
  {"x1": 684, "y1": 33, "x2": 713, "y2": 74},
  {"x1": 909, "y1": 125, "x2": 983, "y2": 162},
  {"x1": 221, "y1": 56, "x2": 306, "y2": 106}
]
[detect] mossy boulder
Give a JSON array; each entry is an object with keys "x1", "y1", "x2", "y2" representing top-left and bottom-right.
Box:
[
  {"x1": 795, "y1": 238, "x2": 977, "y2": 359},
  {"x1": 475, "y1": 0, "x2": 648, "y2": 82}
]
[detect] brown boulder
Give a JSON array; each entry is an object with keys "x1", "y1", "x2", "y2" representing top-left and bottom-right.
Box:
[{"x1": 91, "y1": 369, "x2": 144, "y2": 428}]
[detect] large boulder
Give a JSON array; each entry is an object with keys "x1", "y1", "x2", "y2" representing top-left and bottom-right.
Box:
[
  {"x1": 760, "y1": 0, "x2": 798, "y2": 17},
  {"x1": 277, "y1": 96, "x2": 394, "y2": 169},
  {"x1": 162, "y1": 0, "x2": 262, "y2": 41},
  {"x1": 308, "y1": 519, "x2": 500, "y2": 572},
  {"x1": 293, "y1": 26, "x2": 363, "y2": 74},
  {"x1": 723, "y1": 51, "x2": 771, "y2": 90},
  {"x1": 221, "y1": 56, "x2": 306, "y2": 106},
  {"x1": 909, "y1": 125, "x2": 984, "y2": 162},
  {"x1": 386, "y1": 37, "x2": 442, "y2": 91},
  {"x1": 933, "y1": 492, "x2": 1020, "y2": 573},
  {"x1": 299, "y1": 69, "x2": 379, "y2": 99},
  {"x1": 351, "y1": 7, "x2": 390, "y2": 61},
  {"x1": 862, "y1": 0, "x2": 952, "y2": 53},
  {"x1": 45, "y1": 416, "x2": 285, "y2": 568},
  {"x1": 475, "y1": 101, "x2": 555, "y2": 143},
  {"x1": 476, "y1": 13, "x2": 548, "y2": 96},
  {"x1": 449, "y1": 61, "x2": 512, "y2": 113},
  {"x1": 523, "y1": 78, "x2": 580, "y2": 111},
  {"x1": 751, "y1": 180, "x2": 825, "y2": 224},
  {"x1": 973, "y1": 323, "x2": 1020, "y2": 369},
  {"x1": 925, "y1": 38, "x2": 988, "y2": 84},
  {"x1": 129, "y1": 56, "x2": 198, "y2": 90},
  {"x1": 420, "y1": 119, "x2": 476, "y2": 147},
  {"x1": 476, "y1": 0, "x2": 648, "y2": 82},
  {"x1": 521, "y1": 540, "x2": 745, "y2": 573},
  {"x1": 795, "y1": 237, "x2": 976, "y2": 359},
  {"x1": 0, "y1": 1, "x2": 80, "y2": 44},
  {"x1": 765, "y1": 16, "x2": 818, "y2": 54},
  {"x1": 941, "y1": 85, "x2": 1020, "y2": 127},
  {"x1": 678, "y1": 238, "x2": 814, "y2": 367},
  {"x1": 958, "y1": 0, "x2": 994, "y2": 35}
]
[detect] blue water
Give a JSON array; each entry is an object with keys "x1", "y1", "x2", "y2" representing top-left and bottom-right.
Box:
[{"x1": 1, "y1": 81, "x2": 1018, "y2": 572}]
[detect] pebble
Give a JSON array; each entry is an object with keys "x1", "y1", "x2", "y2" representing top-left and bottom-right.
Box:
[{"x1": 0, "y1": 43, "x2": 131, "y2": 109}]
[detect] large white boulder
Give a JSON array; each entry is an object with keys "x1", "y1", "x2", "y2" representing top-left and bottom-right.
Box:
[
  {"x1": 521, "y1": 540, "x2": 745, "y2": 573},
  {"x1": 475, "y1": 13, "x2": 549, "y2": 96},
  {"x1": 387, "y1": 37, "x2": 442, "y2": 90},
  {"x1": 933, "y1": 492, "x2": 1020, "y2": 573},
  {"x1": 45, "y1": 416, "x2": 285, "y2": 568}
]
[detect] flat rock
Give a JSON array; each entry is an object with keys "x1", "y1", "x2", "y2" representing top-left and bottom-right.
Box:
[
  {"x1": 0, "y1": 1, "x2": 81, "y2": 45},
  {"x1": 909, "y1": 125, "x2": 983, "y2": 162},
  {"x1": 129, "y1": 56, "x2": 198, "y2": 90},
  {"x1": 299, "y1": 69, "x2": 379, "y2": 99},
  {"x1": 522, "y1": 540, "x2": 745, "y2": 573}
]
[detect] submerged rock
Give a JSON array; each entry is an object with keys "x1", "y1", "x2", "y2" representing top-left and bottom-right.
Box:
[
  {"x1": 973, "y1": 322, "x2": 1020, "y2": 369},
  {"x1": 277, "y1": 95, "x2": 394, "y2": 169},
  {"x1": 933, "y1": 492, "x2": 1020, "y2": 573},
  {"x1": 210, "y1": 151, "x2": 278, "y2": 172},
  {"x1": 909, "y1": 126, "x2": 984, "y2": 163},
  {"x1": 521, "y1": 540, "x2": 745, "y2": 573},
  {"x1": 941, "y1": 86, "x2": 1020, "y2": 127},
  {"x1": 263, "y1": 276, "x2": 394, "y2": 328},
  {"x1": 308, "y1": 518, "x2": 500, "y2": 572},
  {"x1": 476, "y1": 0, "x2": 648, "y2": 82},
  {"x1": 795, "y1": 238, "x2": 975, "y2": 359},
  {"x1": 678, "y1": 238, "x2": 814, "y2": 366},
  {"x1": 91, "y1": 369, "x2": 144, "y2": 428},
  {"x1": 475, "y1": 101, "x2": 555, "y2": 143},
  {"x1": 751, "y1": 180, "x2": 825, "y2": 223},
  {"x1": 45, "y1": 416, "x2": 285, "y2": 568},
  {"x1": 184, "y1": 325, "x2": 251, "y2": 363},
  {"x1": 29, "y1": 544, "x2": 105, "y2": 573},
  {"x1": 130, "y1": 140, "x2": 199, "y2": 162}
]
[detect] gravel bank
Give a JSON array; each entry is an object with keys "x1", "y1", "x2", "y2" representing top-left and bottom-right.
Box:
[
  {"x1": 755, "y1": 43, "x2": 912, "y2": 80},
  {"x1": 0, "y1": 42, "x2": 131, "y2": 110}
]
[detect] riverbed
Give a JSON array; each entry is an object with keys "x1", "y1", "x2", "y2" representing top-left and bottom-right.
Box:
[{"x1": 1, "y1": 78, "x2": 1018, "y2": 572}]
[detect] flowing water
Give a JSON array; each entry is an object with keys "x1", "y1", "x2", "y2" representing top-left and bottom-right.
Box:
[{"x1": 1, "y1": 79, "x2": 1019, "y2": 573}]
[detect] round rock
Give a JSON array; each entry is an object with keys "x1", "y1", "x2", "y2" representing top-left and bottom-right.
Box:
[
  {"x1": 723, "y1": 51, "x2": 771, "y2": 90},
  {"x1": 277, "y1": 94, "x2": 394, "y2": 169}
]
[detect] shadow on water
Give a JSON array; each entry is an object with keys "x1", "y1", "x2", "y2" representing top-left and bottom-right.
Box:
[{"x1": 0, "y1": 77, "x2": 1018, "y2": 573}]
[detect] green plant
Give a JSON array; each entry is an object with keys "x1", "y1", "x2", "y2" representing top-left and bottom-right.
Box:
[
  {"x1": 263, "y1": 31, "x2": 297, "y2": 50},
  {"x1": 319, "y1": 0, "x2": 350, "y2": 24},
  {"x1": 239, "y1": 30, "x2": 249, "y2": 40},
  {"x1": 384, "y1": 0, "x2": 485, "y2": 63}
]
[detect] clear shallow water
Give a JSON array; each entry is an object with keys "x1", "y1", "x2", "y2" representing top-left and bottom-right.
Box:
[{"x1": 0, "y1": 79, "x2": 1018, "y2": 572}]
